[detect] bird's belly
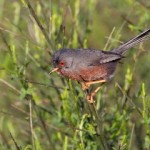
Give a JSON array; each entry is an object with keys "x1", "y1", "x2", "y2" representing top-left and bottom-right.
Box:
[
  {"x1": 78, "y1": 62, "x2": 117, "y2": 82},
  {"x1": 79, "y1": 67, "x2": 107, "y2": 81},
  {"x1": 59, "y1": 62, "x2": 117, "y2": 82},
  {"x1": 59, "y1": 69, "x2": 83, "y2": 81}
]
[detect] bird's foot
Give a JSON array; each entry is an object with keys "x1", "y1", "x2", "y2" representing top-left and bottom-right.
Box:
[
  {"x1": 86, "y1": 95, "x2": 95, "y2": 103},
  {"x1": 86, "y1": 86, "x2": 101, "y2": 103},
  {"x1": 81, "y1": 82, "x2": 90, "y2": 91}
]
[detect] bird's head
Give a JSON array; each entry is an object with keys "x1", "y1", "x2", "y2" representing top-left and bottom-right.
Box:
[{"x1": 50, "y1": 49, "x2": 74, "y2": 74}]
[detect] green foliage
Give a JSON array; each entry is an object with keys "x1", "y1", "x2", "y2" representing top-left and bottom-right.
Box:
[{"x1": 0, "y1": 0, "x2": 150, "y2": 150}]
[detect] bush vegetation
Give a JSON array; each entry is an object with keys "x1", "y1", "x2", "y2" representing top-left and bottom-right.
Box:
[{"x1": 0, "y1": 0, "x2": 150, "y2": 149}]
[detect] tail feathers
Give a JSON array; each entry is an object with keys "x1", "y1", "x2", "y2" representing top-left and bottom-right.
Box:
[{"x1": 112, "y1": 29, "x2": 150, "y2": 55}]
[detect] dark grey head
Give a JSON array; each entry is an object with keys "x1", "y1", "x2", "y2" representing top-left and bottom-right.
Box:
[{"x1": 51, "y1": 49, "x2": 76, "y2": 72}]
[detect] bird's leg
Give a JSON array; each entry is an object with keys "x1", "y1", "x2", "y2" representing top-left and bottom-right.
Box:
[
  {"x1": 86, "y1": 93, "x2": 95, "y2": 103},
  {"x1": 81, "y1": 83, "x2": 94, "y2": 103},
  {"x1": 81, "y1": 82, "x2": 90, "y2": 91},
  {"x1": 87, "y1": 86, "x2": 101, "y2": 103},
  {"x1": 81, "y1": 81, "x2": 106, "y2": 103},
  {"x1": 81, "y1": 80, "x2": 106, "y2": 103},
  {"x1": 84, "y1": 88, "x2": 95, "y2": 103},
  {"x1": 82, "y1": 79, "x2": 106, "y2": 90},
  {"x1": 85, "y1": 87, "x2": 102, "y2": 103}
]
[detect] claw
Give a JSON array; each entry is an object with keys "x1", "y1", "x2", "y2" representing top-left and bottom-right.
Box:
[
  {"x1": 86, "y1": 95, "x2": 95, "y2": 103},
  {"x1": 81, "y1": 83, "x2": 90, "y2": 90},
  {"x1": 86, "y1": 86, "x2": 102, "y2": 103}
]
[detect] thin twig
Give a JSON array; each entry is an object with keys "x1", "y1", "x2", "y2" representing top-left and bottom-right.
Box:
[
  {"x1": 104, "y1": 27, "x2": 116, "y2": 50},
  {"x1": 0, "y1": 79, "x2": 20, "y2": 94},
  {"x1": 84, "y1": 89, "x2": 110, "y2": 150},
  {"x1": 27, "y1": 95, "x2": 55, "y2": 149},
  {"x1": 90, "y1": 103, "x2": 109, "y2": 150},
  {"x1": 25, "y1": 79, "x2": 67, "y2": 90},
  {"x1": 116, "y1": 82, "x2": 142, "y2": 115},
  {"x1": 24, "y1": 0, "x2": 54, "y2": 52},
  {"x1": 65, "y1": 121, "x2": 101, "y2": 136},
  {"x1": 0, "y1": 30, "x2": 12, "y2": 54},
  {"x1": 129, "y1": 123, "x2": 135, "y2": 150},
  {"x1": 11, "y1": 104, "x2": 30, "y2": 116},
  {"x1": 29, "y1": 98, "x2": 35, "y2": 150},
  {"x1": 10, "y1": 132, "x2": 21, "y2": 150}
]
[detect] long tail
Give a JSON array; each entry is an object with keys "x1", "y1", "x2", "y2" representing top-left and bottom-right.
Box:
[{"x1": 112, "y1": 29, "x2": 150, "y2": 55}]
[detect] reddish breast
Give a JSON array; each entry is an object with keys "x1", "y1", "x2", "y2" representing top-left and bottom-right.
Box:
[
  {"x1": 59, "y1": 62, "x2": 117, "y2": 82},
  {"x1": 79, "y1": 65, "x2": 108, "y2": 81}
]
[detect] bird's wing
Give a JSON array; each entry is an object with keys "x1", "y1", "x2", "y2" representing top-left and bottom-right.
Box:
[
  {"x1": 84, "y1": 50, "x2": 123, "y2": 66},
  {"x1": 98, "y1": 51, "x2": 122, "y2": 64}
]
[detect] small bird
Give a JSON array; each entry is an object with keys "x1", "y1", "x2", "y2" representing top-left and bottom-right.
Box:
[{"x1": 50, "y1": 29, "x2": 150, "y2": 103}]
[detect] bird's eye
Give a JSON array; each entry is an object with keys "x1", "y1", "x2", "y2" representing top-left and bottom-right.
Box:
[{"x1": 59, "y1": 61, "x2": 65, "y2": 66}]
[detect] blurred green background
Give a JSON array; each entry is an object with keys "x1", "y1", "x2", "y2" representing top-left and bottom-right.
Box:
[{"x1": 0, "y1": 0, "x2": 150, "y2": 149}]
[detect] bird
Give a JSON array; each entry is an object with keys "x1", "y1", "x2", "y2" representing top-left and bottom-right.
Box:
[{"x1": 50, "y1": 29, "x2": 150, "y2": 103}]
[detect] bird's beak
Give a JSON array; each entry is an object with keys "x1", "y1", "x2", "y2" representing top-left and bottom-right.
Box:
[{"x1": 49, "y1": 68, "x2": 59, "y2": 74}]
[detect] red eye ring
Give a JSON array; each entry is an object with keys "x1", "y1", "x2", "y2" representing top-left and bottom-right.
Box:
[{"x1": 59, "y1": 61, "x2": 64, "y2": 66}]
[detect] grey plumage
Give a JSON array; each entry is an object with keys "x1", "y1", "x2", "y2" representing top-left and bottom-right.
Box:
[
  {"x1": 112, "y1": 29, "x2": 150, "y2": 54},
  {"x1": 52, "y1": 29, "x2": 150, "y2": 82}
]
